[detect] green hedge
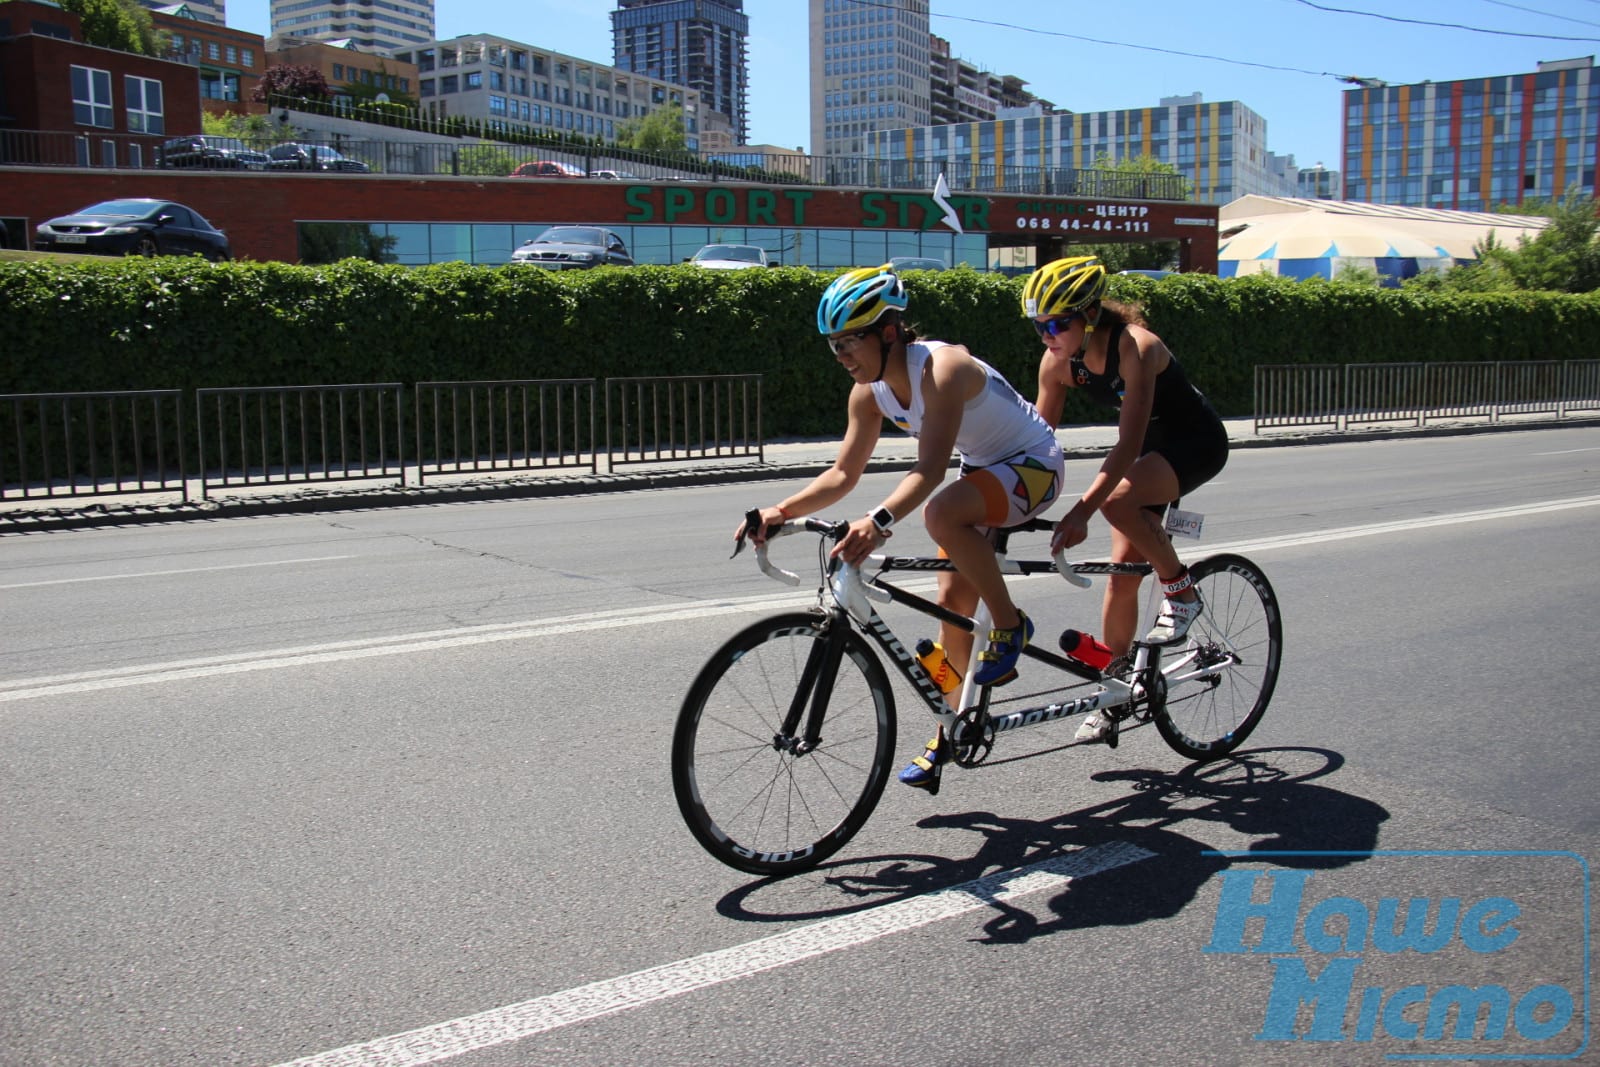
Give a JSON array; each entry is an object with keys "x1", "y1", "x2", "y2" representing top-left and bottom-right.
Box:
[{"x1": 3, "y1": 259, "x2": 1597, "y2": 438}]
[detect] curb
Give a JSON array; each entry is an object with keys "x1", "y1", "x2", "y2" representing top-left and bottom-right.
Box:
[{"x1": 2, "y1": 416, "x2": 1594, "y2": 534}]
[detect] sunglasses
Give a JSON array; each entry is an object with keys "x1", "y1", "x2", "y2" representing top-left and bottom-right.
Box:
[
  {"x1": 827, "y1": 329, "x2": 876, "y2": 354},
  {"x1": 1032, "y1": 314, "x2": 1084, "y2": 338}
]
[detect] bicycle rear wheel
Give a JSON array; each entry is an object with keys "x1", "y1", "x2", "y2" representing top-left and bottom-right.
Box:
[
  {"x1": 1153, "y1": 553, "x2": 1282, "y2": 762},
  {"x1": 672, "y1": 611, "x2": 897, "y2": 876}
]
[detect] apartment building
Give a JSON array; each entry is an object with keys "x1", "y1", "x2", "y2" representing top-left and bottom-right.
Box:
[
  {"x1": 267, "y1": 0, "x2": 434, "y2": 56},
  {"x1": 867, "y1": 93, "x2": 1279, "y2": 205},
  {"x1": 1341, "y1": 56, "x2": 1599, "y2": 209},
  {"x1": 394, "y1": 34, "x2": 701, "y2": 149},
  {"x1": 266, "y1": 35, "x2": 416, "y2": 104},
  {"x1": 612, "y1": 0, "x2": 748, "y2": 147},
  {"x1": 149, "y1": 6, "x2": 263, "y2": 113}
]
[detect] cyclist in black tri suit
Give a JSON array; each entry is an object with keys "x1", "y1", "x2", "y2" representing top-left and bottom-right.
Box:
[{"x1": 1022, "y1": 256, "x2": 1229, "y2": 743}]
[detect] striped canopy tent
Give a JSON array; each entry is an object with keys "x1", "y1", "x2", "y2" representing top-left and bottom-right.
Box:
[{"x1": 1217, "y1": 196, "x2": 1549, "y2": 286}]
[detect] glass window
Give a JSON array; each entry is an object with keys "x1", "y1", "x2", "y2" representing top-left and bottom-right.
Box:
[
  {"x1": 471, "y1": 224, "x2": 514, "y2": 264},
  {"x1": 817, "y1": 229, "x2": 854, "y2": 267},
  {"x1": 124, "y1": 75, "x2": 164, "y2": 135},
  {"x1": 385, "y1": 224, "x2": 432, "y2": 266},
  {"x1": 71, "y1": 65, "x2": 113, "y2": 128},
  {"x1": 466, "y1": 72, "x2": 482, "y2": 91},
  {"x1": 429, "y1": 224, "x2": 474, "y2": 263},
  {"x1": 629, "y1": 226, "x2": 672, "y2": 264}
]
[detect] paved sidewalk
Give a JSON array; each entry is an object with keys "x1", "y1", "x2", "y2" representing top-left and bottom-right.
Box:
[{"x1": 1, "y1": 415, "x2": 1594, "y2": 534}]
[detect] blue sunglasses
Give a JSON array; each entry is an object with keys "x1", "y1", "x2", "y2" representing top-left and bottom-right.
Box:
[{"x1": 1032, "y1": 314, "x2": 1084, "y2": 338}]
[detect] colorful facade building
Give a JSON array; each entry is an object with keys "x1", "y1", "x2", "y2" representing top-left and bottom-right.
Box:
[
  {"x1": 1341, "y1": 57, "x2": 1599, "y2": 210},
  {"x1": 867, "y1": 93, "x2": 1284, "y2": 205}
]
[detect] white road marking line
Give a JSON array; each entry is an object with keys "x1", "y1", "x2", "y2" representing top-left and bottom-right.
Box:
[
  {"x1": 270, "y1": 841, "x2": 1155, "y2": 1067},
  {"x1": 1533, "y1": 447, "x2": 1600, "y2": 455},
  {"x1": 0, "y1": 555, "x2": 354, "y2": 590},
  {"x1": 4, "y1": 494, "x2": 1598, "y2": 704}
]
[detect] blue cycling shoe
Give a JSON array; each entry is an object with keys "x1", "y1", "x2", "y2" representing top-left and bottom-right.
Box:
[
  {"x1": 973, "y1": 611, "x2": 1033, "y2": 686},
  {"x1": 898, "y1": 732, "x2": 947, "y2": 794}
]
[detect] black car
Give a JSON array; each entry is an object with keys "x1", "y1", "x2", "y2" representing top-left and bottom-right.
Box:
[
  {"x1": 33, "y1": 199, "x2": 232, "y2": 260},
  {"x1": 266, "y1": 142, "x2": 371, "y2": 173},
  {"x1": 158, "y1": 135, "x2": 269, "y2": 170},
  {"x1": 509, "y1": 226, "x2": 632, "y2": 269}
]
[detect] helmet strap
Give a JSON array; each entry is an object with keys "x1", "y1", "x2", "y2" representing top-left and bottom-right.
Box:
[
  {"x1": 872, "y1": 322, "x2": 894, "y2": 383},
  {"x1": 1078, "y1": 304, "x2": 1102, "y2": 358}
]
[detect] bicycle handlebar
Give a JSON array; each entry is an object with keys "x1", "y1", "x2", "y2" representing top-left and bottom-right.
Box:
[{"x1": 735, "y1": 509, "x2": 1095, "y2": 591}]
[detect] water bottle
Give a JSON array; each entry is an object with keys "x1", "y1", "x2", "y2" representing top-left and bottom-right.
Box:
[
  {"x1": 914, "y1": 638, "x2": 962, "y2": 694},
  {"x1": 1059, "y1": 628, "x2": 1114, "y2": 671}
]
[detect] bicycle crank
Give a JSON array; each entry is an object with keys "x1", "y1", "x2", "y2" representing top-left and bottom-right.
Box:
[{"x1": 950, "y1": 708, "x2": 995, "y2": 767}]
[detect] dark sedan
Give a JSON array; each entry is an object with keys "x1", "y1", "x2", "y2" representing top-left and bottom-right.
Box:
[
  {"x1": 266, "y1": 143, "x2": 371, "y2": 172},
  {"x1": 509, "y1": 226, "x2": 632, "y2": 269},
  {"x1": 33, "y1": 199, "x2": 231, "y2": 260}
]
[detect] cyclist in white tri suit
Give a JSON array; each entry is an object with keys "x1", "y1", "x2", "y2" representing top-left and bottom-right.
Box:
[{"x1": 737, "y1": 264, "x2": 1064, "y2": 789}]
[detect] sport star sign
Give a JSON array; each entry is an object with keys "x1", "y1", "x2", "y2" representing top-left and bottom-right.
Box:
[{"x1": 617, "y1": 180, "x2": 1216, "y2": 244}]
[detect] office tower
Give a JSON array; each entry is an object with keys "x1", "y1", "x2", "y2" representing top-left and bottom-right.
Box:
[
  {"x1": 810, "y1": 0, "x2": 930, "y2": 158},
  {"x1": 612, "y1": 0, "x2": 748, "y2": 148},
  {"x1": 268, "y1": 0, "x2": 435, "y2": 56},
  {"x1": 1341, "y1": 57, "x2": 1598, "y2": 209}
]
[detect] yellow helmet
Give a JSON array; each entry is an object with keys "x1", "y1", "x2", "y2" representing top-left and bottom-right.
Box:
[{"x1": 1021, "y1": 256, "x2": 1107, "y2": 318}]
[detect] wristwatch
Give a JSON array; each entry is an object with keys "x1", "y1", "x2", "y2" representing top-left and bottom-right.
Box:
[{"x1": 868, "y1": 505, "x2": 895, "y2": 536}]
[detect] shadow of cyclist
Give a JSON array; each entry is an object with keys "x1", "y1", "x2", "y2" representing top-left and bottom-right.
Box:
[{"x1": 715, "y1": 747, "x2": 1388, "y2": 933}]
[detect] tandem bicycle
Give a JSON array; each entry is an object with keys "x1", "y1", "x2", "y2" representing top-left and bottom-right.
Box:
[{"x1": 671, "y1": 510, "x2": 1283, "y2": 876}]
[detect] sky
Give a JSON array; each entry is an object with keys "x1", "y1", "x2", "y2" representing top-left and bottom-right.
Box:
[{"x1": 224, "y1": 0, "x2": 1600, "y2": 169}]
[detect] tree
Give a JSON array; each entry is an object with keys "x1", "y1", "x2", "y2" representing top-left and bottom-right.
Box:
[
  {"x1": 252, "y1": 65, "x2": 332, "y2": 104},
  {"x1": 59, "y1": 0, "x2": 160, "y2": 55},
  {"x1": 1406, "y1": 187, "x2": 1600, "y2": 293},
  {"x1": 1064, "y1": 153, "x2": 1191, "y2": 273},
  {"x1": 614, "y1": 103, "x2": 687, "y2": 153},
  {"x1": 453, "y1": 144, "x2": 518, "y2": 177},
  {"x1": 202, "y1": 111, "x2": 280, "y2": 143}
]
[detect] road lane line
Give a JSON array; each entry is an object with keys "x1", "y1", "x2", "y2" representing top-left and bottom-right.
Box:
[
  {"x1": 0, "y1": 555, "x2": 354, "y2": 590},
  {"x1": 4, "y1": 494, "x2": 1598, "y2": 704},
  {"x1": 270, "y1": 840, "x2": 1154, "y2": 1067}
]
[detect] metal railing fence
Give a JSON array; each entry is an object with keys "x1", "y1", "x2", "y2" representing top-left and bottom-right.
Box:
[
  {"x1": 195, "y1": 383, "x2": 406, "y2": 492},
  {"x1": 0, "y1": 126, "x2": 1189, "y2": 200},
  {"x1": 414, "y1": 379, "x2": 598, "y2": 482},
  {"x1": 605, "y1": 375, "x2": 762, "y2": 469},
  {"x1": 2, "y1": 374, "x2": 763, "y2": 503},
  {"x1": 1254, "y1": 360, "x2": 1600, "y2": 433},
  {"x1": 0, "y1": 390, "x2": 187, "y2": 501}
]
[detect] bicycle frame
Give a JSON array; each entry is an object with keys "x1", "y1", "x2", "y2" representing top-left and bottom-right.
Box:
[{"x1": 754, "y1": 517, "x2": 1184, "y2": 748}]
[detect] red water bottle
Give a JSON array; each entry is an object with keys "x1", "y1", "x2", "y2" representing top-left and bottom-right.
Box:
[{"x1": 1059, "y1": 629, "x2": 1114, "y2": 671}]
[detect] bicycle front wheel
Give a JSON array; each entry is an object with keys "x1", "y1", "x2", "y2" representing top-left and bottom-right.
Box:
[
  {"x1": 672, "y1": 611, "x2": 897, "y2": 876},
  {"x1": 1154, "y1": 553, "x2": 1283, "y2": 762}
]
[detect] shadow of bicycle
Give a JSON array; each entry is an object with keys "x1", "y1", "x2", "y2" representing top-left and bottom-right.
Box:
[{"x1": 715, "y1": 747, "x2": 1388, "y2": 934}]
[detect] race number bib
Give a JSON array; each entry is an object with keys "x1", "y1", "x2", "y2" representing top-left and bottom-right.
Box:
[{"x1": 1166, "y1": 508, "x2": 1204, "y2": 540}]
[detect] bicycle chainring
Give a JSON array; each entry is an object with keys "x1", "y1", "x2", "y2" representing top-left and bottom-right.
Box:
[{"x1": 950, "y1": 708, "x2": 995, "y2": 767}]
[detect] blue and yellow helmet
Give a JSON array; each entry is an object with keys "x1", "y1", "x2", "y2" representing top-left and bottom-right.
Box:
[{"x1": 817, "y1": 264, "x2": 908, "y2": 335}]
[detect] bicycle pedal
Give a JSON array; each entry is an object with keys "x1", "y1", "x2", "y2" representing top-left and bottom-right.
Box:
[{"x1": 1104, "y1": 718, "x2": 1120, "y2": 749}]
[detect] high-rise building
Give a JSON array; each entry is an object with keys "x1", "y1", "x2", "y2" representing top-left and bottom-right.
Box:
[
  {"x1": 1341, "y1": 56, "x2": 1598, "y2": 209},
  {"x1": 928, "y1": 36, "x2": 1053, "y2": 128},
  {"x1": 810, "y1": 0, "x2": 930, "y2": 158},
  {"x1": 267, "y1": 0, "x2": 434, "y2": 56},
  {"x1": 611, "y1": 0, "x2": 748, "y2": 148},
  {"x1": 867, "y1": 93, "x2": 1278, "y2": 205}
]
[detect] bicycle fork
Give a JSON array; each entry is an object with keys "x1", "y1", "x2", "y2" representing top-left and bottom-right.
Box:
[{"x1": 775, "y1": 609, "x2": 851, "y2": 756}]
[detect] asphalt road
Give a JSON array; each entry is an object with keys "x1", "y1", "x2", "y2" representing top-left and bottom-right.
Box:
[{"x1": 2, "y1": 425, "x2": 1597, "y2": 1067}]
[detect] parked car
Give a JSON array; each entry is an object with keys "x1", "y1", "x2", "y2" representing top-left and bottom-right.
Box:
[
  {"x1": 591, "y1": 170, "x2": 640, "y2": 181},
  {"x1": 509, "y1": 226, "x2": 631, "y2": 269},
  {"x1": 687, "y1": 243, "x2": 775, "y2": 269},
  {"x1": 33, "y1": 198, "x2": 231, "y2": 260},
  {"x1": 266, "y1": 142, "x2": 371, "y2": 172},
  {"x1": 158, "y1": 135, "x2": 269, "y2": 170},
  {"x1": 1117, "y1": 269, "x2": 1174, "y2": 279},
  {"x1": 889, "y1": 256, "x2": 947, "y2": 272},
  {"x1": 512, "y1": 160, "x2": 585, "y2": 178}
]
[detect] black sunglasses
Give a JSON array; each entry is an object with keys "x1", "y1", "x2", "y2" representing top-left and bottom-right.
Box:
[
  {"x1": 1032, "y1": 314, "x2": 1084, "y2": 338},
  {"x1": 827, "y1": 329, "x2": 876, "y2": 353}
]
